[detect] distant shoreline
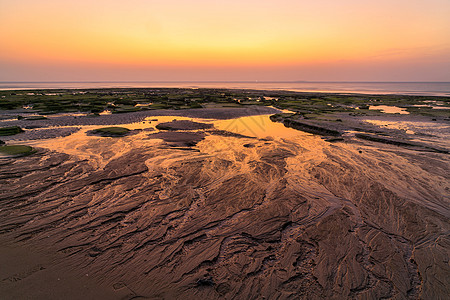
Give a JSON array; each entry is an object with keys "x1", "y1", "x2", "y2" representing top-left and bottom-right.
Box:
[{"x1": 1, "y1": 82, "x2": 450, "y2": 97}]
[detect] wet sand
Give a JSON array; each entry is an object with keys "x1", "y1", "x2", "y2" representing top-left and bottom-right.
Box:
[{"x1": 0, "y1": 107, "x2": 449, "y2": 299}]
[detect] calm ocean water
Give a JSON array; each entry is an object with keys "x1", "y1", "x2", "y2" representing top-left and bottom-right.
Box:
[{"x1": 1, "y1": 81, "x2": 450, "y2": 96}]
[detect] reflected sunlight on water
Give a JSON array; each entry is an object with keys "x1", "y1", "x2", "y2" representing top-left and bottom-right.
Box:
[
  {"x1": 21, "y1": 114, "x2": 315, "y2": 169},
  {"x1": 214, "y1": 115, "x2": 307, "y2": 139},
  {"x1": 21, "y1": 116, "x2": 214, "y2": 168},
  {"x1": 369, "y1": 105, "x2": 409, "y2": 114}
]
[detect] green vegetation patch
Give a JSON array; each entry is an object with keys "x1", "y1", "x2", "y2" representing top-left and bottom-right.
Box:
[
  {"x1": 0, "y1": 145, "x2": 35, "y2": 156},
  {"x1": 406, "y1": 106, "x2": 450, "y2": 117},
  {"x1": 112, "y1": 106, "x2": 141, "y2": 113},
  {"x1": 1, "y1": 88, "x2": 448, "y2": 118},
  {"x1": 92, "y1": 126, "x2": 130, "y2": 137},
  {"x1": 18, "y1": 115, "x2": 48, "y2": 120},
  {"x1": 0, "y1": 126, "x2": 24, "y2": 136}
]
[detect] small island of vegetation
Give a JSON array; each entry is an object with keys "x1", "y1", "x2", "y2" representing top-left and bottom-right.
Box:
[
  {"x1": 0, "y1": 145, "x2": 35, "y2": 156},
  {"x1": 91, "y1": 126, "x2": 131, "y2": 137}
]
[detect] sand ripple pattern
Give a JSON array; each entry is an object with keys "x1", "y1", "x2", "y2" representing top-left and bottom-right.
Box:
[{"x1": 0, "y1": 134, "x2": 448, "y2": 299}]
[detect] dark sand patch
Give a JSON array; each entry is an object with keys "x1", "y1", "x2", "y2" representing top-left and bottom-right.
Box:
[
  {"x1": 147, "y1": 131, "x2": 206, "y2": 147},
  {"x1": 0, "y1": 238, "x2": 134, "y2": 300},
  {"x1": 1, "y1": 127, "x2": 80, "y2": 141},
  {"x1": 207, "y1": 130, "x2": 256, "y2": 139},
  {"x1": 156, "y1": 120, "x2": 213, "y2": 131}
]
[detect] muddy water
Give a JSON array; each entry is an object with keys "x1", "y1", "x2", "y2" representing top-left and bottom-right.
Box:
[{"x1": 0, "y1": 114, "x2": 449, "y2": 299}]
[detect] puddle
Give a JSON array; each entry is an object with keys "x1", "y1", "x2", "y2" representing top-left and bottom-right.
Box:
[
  {"x1": 214, "y1": 115, "x2": 307, "y2": 139},
  {"x1": 369, "y1": 105, "x2": 409, "y2": 114}
]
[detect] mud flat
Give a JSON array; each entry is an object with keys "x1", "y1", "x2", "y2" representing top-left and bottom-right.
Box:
[
  {"x1": 0, "y1": 106, "x2": 279, "y2": 129},
  {"x1": 0, "y1": 106, "x2": 449, "y2": 299},
  {"x1": 0, "y1": 106, "x2": 278, "y2": 142}
]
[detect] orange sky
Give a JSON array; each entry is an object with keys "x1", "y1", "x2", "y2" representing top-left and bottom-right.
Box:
[{"x1": 1, "y1": 0, "x2": 449, "y2": 81}]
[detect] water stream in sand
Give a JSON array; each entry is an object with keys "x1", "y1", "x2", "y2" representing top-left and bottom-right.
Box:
[
  {"x1": 16, "y1": 112, "x2": 448, "y2": 216},
  {"x1": 20, "y1": 116, "x2": 192, "y2": 168},
  {"x1": 21, "y1": 114, "x2": 312, "y2": 169},
  {"x1": 21, "y1": 112, "x2": 333, "y2": 225}
]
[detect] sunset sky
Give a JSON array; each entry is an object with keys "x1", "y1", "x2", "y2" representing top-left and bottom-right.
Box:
[{"x1": 1, "y1": 0, "x2": 449, "y2": 81}]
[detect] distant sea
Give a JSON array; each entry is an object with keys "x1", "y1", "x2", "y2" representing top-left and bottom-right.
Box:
[{"x1": 1, "y1": 81, "x2": 450, "y2": 97}]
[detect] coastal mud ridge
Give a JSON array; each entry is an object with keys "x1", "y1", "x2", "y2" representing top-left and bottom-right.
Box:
[
  {"x1": 270, "y1": 113, "x2": 450, "y2": 154},
  {"x1": 281, "y1": 118, "x2": 342, "y2": 137},
  {"x1": 0, "y1": 119, "x2": 449, "y2": 299}
]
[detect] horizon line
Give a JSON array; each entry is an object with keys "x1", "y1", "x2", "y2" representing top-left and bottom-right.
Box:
[{"x1": 1, "y1": 80, "x2": 450, "y2": 84}]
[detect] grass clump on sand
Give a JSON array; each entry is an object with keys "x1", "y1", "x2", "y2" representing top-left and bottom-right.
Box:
[
  {"x1": 20, "y1": 115, "x2": 48, "y2": 120},
  {"x1": 0, "y1": 126, "x2": 24, "y2": 136},
  {"x1": 0, "y1": 145, "x2": 35, "y2": 156},
  {"x1": 92, "y1": 127, "x2": 130, "y2": 137}
]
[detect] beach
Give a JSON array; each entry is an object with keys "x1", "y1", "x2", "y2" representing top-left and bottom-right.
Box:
[
  {"x1": 2, "y1": 0, "x2": 450, "y2": 297},
  {"x1": 0, "y1": 90, "x2": 449, "y2": 299}
]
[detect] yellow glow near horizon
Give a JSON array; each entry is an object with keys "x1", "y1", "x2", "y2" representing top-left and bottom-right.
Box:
[{"x1": 1, "y1": 0, "x2": 450, "y2": 80}]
